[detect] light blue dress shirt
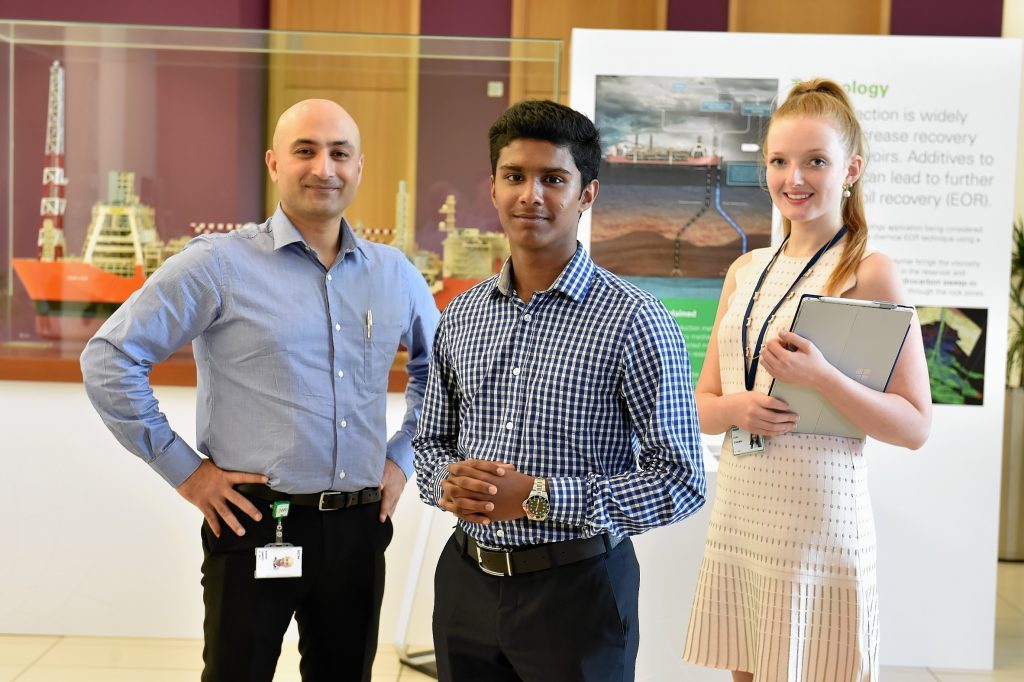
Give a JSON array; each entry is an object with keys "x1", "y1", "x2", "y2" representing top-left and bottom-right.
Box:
[{"x1": 81, "y1": 206, "x2": 438, "y2": 493}]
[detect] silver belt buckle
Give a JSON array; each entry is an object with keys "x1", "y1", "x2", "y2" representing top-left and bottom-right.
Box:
[
  {"x1": 318, "y1": 491, "x2": 340, "y2": 511},
  {"x1": 476, "y1": 545, "x2": 514, "y2": 577}
]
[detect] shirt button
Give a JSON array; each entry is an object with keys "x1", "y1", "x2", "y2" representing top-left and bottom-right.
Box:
[
  {"x1": 335, "y1": 323, "x2": 341, "y2": 331},
  {"x1": 338, "y1": 370, "x2": 345, "y2": 378},
  {"x1": 505, "y1": 421, "x2": 513, "y2": 430},
  {"x1": 338, "y1": 470, "x2": 346, "y2": 480},
  {"x1": 523, "y1": 313, "x2": 532, "y2": 321},
  {"x1": 495, "y1": 529, "x2": 505, "y2": 538},
  {"x1": 326, "y1": 274, "x2": 333, "y2": 281},
  {"x1": 512, "y1": 367, "x2": 521, "y2": 376},
  {"x1": 339, "y1": 419, "x2": 347, "y2": 428}
]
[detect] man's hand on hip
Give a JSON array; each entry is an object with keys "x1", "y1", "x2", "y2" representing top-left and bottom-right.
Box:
[
  {"x1": 176, "y1": 459, "x2": 268, "y2": 538},
  {"x1": 379, "y1": 459, "x2": 407, "y2": 522}
]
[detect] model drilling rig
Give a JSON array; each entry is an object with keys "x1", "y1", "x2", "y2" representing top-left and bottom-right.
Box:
[{"x1": 36, "y1": 60, "x2": 68, "y2": 261}]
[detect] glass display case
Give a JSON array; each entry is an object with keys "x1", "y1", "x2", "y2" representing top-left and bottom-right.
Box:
[{"x1": 0, "y1": 20, "x2": 561, "y2": 383}]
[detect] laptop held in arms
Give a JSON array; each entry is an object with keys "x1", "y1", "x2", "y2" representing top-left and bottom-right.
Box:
[{"x1": 768, "y1": 295, "x2": 915, "y2": 439}]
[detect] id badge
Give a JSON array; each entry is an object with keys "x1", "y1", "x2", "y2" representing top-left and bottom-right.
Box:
[
  {"x1": 255, "y1": 546, "x2": 303, "y2": 579},
  {"x1": 730, "y1": 426, "x2": 765, "y2": 457}
]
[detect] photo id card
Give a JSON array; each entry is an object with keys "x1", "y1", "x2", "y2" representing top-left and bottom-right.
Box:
[
  {"x1": 730, "y1": 426, "x2": 766, "y2": 457},
  {"x1": 255, "y1": 546, "x2": 303, "y2": 579}
]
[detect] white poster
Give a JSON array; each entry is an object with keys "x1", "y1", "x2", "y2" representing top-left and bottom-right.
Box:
[{"x1": 571, "y1": 29, "x2": 1020, "y2": 674}]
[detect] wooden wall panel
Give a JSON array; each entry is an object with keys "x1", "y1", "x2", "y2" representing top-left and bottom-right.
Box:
[
  {"x1": 729, "y1": 0, "x2": 891, "y2": 34},
  {"x1": 266, "y1": 0, "x2": 420, "y2": 229},
  {"x1": 270, "y1": 0, "x2": 418, "y2": 34},
  {"x1": 510, "y1": 0, "x2": 668, "y2": 103}
]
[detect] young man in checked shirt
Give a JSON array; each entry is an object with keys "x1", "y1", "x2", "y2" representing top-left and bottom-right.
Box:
[{"x1": 413, "y1": 100, "x2": 707, "y2": 681}]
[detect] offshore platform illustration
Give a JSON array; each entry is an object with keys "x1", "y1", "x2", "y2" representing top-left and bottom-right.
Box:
[
  {"x1": 605, "y1": 130, "x2": 718, "y2": 166},
  {"x1": 591, "y1": 75, "x2": 777, "y2": 281},
  {"x1": 11, "y1": 61, "x2": 188, "y2": 340}
]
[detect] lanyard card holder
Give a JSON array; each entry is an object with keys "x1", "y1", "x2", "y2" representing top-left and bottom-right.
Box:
[
  {"x1": 255, "y1": 546, "x2": 302, "y2": 578},
  {"x1": 255, "y1": 499, "x2": 303, "y2": 579},
  {"x1": 730, "y1": 426, "x2": 766, "y2": 456}
]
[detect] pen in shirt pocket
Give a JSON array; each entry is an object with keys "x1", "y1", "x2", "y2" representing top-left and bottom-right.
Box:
[{"x1": 366, "y1": 309, "x2": 373, "y2": 340}]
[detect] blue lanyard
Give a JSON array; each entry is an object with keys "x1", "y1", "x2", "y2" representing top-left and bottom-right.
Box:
[{"x1": 740, "y1": 226, "x2": 847, "y2": 391}]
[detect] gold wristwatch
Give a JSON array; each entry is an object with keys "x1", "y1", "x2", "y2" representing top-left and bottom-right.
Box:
[{"x1": 521, "y1": 477, "x2": 550, "y2": 521}]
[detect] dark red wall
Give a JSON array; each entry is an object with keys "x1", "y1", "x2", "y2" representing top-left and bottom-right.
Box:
[
  {"x1": 420, "y1": 0, "x2": 510, "y2": 37},
  {"x1": 667, "y1": 0, "x2": 729, "y2": 31},
  {"x1": 0, "y1": 0, "x2": 268, "y2": 28},
  {"x1": 414, "y1": 0, "x2": 513, "y2": 244},
  {"x1": 891, "y1": 0, "x2": 1004, "y2": 36}
]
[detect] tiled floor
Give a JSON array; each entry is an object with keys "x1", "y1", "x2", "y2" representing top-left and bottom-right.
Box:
[{"x1": 1, "y1": 562, "x2": 1022, "y2": 680}]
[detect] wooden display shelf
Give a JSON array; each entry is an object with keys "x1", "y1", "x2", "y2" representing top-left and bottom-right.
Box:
[
  {"x1": 0, "y1": 342, "x2": 410, "y2": 392},
  {"x1": 0, "y1": 342, "x2": 196, "y2": 385}
]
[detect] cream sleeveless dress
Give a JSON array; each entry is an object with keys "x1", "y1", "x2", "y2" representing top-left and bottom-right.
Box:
[{"x1": 683, "y1": 244, "x2": 878, "y2": 681}]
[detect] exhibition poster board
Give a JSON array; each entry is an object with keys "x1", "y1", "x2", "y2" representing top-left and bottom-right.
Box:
[{"x1": 571, "y1": 28, "x2": 1020, "y2": 670}]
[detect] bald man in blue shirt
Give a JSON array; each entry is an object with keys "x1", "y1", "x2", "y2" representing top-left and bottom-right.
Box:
[{"x1": 82, "y1": 99, "x2": 438, "y2": 682}]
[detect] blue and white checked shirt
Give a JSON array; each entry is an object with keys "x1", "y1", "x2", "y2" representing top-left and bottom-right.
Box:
[
  {"x1": 413, "y1": 245, "x2": 705, "y2": 548},
  {"x1": 81, "y1": 206, "x2": 438, "y2": 492}
]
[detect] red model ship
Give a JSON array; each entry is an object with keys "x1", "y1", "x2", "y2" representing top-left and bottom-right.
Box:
[
  {"x1": 11, "y1": 260, "x2": 146, "y2": 339},
  {"x1": 12, "y1": 167, "x2": 186, "y2": 340}
]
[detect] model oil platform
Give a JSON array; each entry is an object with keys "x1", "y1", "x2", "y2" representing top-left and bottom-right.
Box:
[
  {"x1": 11, "y1": 62, "x2": 188, "y2": 340},
  {"x1": 357, "y1": 180, "x2": 444, "y2": 293},
  {"x1": 434, "y1": 194, "x2": 508, "y2": 306},
  {"x1": 356, "y1": 183, "x2": 508, "y2": 309}
]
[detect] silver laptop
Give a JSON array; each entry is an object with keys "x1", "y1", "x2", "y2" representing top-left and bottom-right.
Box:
[{"x1": 768, "y1": 295, "x2": 914, "y2": 439}]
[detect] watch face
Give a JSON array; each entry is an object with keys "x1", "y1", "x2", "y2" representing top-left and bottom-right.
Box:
[{"x1": 526, "y1": 494, "x2": 550, "y2": 520}]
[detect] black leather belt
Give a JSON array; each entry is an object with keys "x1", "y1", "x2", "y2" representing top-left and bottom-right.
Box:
[
  {"x1": 454, "y1": 527, "x2": 623, "y2": 577},
  {"x1": 237, "y1": 483, "x2": 381, "y2": 511}
]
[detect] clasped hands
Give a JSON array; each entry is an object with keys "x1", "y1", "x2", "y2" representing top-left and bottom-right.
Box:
[{"x1": 441, "y1": 459, "x2": 535, "y2": 524}]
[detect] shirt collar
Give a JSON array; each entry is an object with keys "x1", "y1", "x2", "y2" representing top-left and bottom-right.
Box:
[
  {"x1": 493, "y1": 243, "x2": 594, "y2": 302},
  {"x1": 269, "y1": 204, "x2": 362, "y2": 258}
]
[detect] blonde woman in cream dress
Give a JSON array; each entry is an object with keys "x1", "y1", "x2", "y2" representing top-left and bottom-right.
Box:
[{"x1": 683, "y1": 79, "x2": 932, "y2": 682}]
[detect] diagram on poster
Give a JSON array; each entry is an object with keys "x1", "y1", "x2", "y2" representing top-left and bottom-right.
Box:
[
  {"x1": 918, "y1": 305, "x2": 987, "y2": 405},
  {"x1": 592, "y1": 75, "x2": 776, "y2": 277},
  {"x1": 591, "y1": 76, "x2": 777, "y2": 380}
]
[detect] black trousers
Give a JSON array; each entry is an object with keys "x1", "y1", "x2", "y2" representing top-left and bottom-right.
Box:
[
  {"x1": 433, "y1": 533, "x2": 640, "y2": 682},
  {"x1": 199, "y1": 496, "x2": 393, "y2": 682}
]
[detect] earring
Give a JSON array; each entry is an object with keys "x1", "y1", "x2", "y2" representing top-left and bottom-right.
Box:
[{"x1": 842, "y1": 183, "x2": 852, "y2": 198}]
